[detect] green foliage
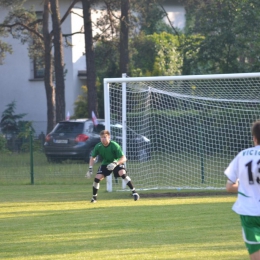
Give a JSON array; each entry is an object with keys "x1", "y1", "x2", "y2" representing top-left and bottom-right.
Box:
[
  {"x1": 19, "y1": 139, "x2": 41, "y2": 153},
  {"x1": 0, "y1": 0, "x2": 26, "y2": 7},
  {"x1": 75, "y1": 30, "x2": 183, "y2": 118},
  {"x1": 184, "y1": 0, "x2": 260, "y2": 74},
  {"x1": 74, "y1": 83, "x2": 104, "y2": 119},
  {"x1": 73, "y1": 86, "x2": 89, "y2": 118},
  {"x1": 131, "y1": 32, "x2": 182, "y2": 76},
  {"x1": 0, "y1": 100, "x2": 27, "y2": 134},
  {"x1": 0, "y1": 38, "x2": 12, "y2": 65},
  {"x1": 17, "y1": 121, "x2": 35, "y2": 139},
  {"x1": 95, "y1": 40, "x2": 120, "y2": 78},
  {"x1": 0, "y1": 1, "x2": 26, "y2": 64},
  {"x1": 0, "y1": 101, "x2": 36, "y2": 153},
  {"x1": 0, "y1": 3, "x2": 42, "y2": 61},
  {"x1": 135, "y1": 1, "x2": 173, "y2": 35},
  {"x1": 0, "y1": 134, "x2": 8, "y2": 153},
  {"x1": 180, "y1": 34, "x2": 205, "y2": 75},
  {"x1": 130, "y1": 32, "x2": 156, "y2": 76},
  {"x1": 16, "y1": 121, "x2": 36, "y2": 153},
  {"x1": 74, "y1": 41, "x2": 120, "y2": 119},
  {"x1": 75, "y1": 40, "x2": 120, "y2": 119}
]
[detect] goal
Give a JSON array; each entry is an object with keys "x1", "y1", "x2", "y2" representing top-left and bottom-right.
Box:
[{"x1": 103, "y1": 73, "x2": 260, "y2": 192}]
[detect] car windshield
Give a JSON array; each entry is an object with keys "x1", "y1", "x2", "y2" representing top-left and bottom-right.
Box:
[{"x1": 53, "y1": 122, "x2": 84, "y2": 134}]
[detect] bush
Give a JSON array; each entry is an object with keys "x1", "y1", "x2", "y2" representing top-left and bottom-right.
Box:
[{"x1": 0, "y1": 134, "x2": 8, "y2": 153}]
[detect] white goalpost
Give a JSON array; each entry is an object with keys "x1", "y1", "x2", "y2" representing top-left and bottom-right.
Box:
[{"x1": 104, "y1": 72, "x2": 260, "y2": 192}]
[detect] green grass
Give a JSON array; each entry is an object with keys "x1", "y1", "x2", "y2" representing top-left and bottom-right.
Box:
[
  {"x1": 0, "y1": 185, "x2": 248, "y2": 260},
  {"x1": 0, "y1": 151, "x2": 231, "y2": 189}
]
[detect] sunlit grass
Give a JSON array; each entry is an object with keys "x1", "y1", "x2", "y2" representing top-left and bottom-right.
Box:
[{"x1": 0, "y1": 185, "x2": 248, "y2": 260}]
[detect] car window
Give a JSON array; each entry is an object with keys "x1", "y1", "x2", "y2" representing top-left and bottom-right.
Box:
[
  {"x1": 85, "y1": 121, "x2": 94, "y2": 133},
  {"x1": 85, "y1": 121, "x2": 105, "y2": 134},
  {"x1": 53, "y1": 122, "x2": 84, "y2": 134}
]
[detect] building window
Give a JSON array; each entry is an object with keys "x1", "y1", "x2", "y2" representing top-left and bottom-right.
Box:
[{"x1": 34, "y1": 57, "x2": 45, "y2": 78}]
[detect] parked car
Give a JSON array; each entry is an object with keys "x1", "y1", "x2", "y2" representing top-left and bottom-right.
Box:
[{"x1": 44, "y1": 119, "x2": 151, "y2": 162}]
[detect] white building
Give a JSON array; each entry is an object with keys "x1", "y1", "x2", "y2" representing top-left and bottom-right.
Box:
[{"x1": 0, "y1": 0, "x2": 185, "y2": 135}]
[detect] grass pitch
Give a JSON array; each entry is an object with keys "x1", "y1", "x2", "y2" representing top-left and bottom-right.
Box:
[{"x1": 0, "y1": 185, "x2": 248, "y2": 260}]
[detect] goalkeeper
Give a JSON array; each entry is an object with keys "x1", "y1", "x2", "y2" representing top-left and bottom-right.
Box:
[{"x1": 85, "y1": 129, "x2": 140, "y2": 203}]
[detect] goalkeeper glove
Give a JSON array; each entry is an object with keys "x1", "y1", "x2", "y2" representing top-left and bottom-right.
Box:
[
  {"x1": 85, "y1": 166, "x2": 93, "y2": 178},
  {"x1": 107, "y1": 161, "x2": 117, "y2": 171}
]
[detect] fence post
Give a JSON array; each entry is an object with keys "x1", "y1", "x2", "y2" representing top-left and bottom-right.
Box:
[{"x1": 30, "y1": 127, "x2": 34, "y2": 185}]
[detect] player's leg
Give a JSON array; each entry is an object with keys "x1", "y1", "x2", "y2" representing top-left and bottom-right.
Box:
[
  {"x1": 91, "y1": 174, "x2": 104, "y2": 203},
  {"x1": 90, "y1": 165, "x2": 106, "y2": 203},
  {"x1": 240, "y1": 216, "x2": 260, "y2": 259},
  {"x1": 250, "y1": 250, "x2": 260, "y2": 260},
  {"x1": 116, "y1": 166, "x2": 140, "y2": 201}
]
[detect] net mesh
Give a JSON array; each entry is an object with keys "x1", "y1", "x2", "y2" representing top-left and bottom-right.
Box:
[{"x1": 106, "y1": 74, "x2": 260, "y2": 190}]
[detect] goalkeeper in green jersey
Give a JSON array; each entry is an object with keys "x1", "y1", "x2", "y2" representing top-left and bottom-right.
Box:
[
  {"x1": 85, "y1": 129, "x2": 140, "y2": 203},
  {"x1": 225, "y1": 120, "x2": 260, "y2": 260}
]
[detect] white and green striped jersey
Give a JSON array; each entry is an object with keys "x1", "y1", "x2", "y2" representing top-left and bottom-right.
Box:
[{"x1": 225, "y1": 145, "x2": 260, "y2": 216}]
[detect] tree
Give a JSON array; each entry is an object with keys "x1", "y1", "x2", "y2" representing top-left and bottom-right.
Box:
[
  {"x1": 0, "y1": 1, "x2": 58, "y2": 132},
  {"x1": 0, "y1": 100, "x2": 26, "y2": 135},
  {"x1": 75, "y1": 0, "x2": 179, "y2": 117},
  {"x1": 82, "y1": 0, "x2": 98, "y2": 118},
  {"x1": 131, "y1": 32, "x2": 182, "y2": 76},
  {"x1": 43, "y1": 0, "x2": 55, "y2": 133},
  {"x1": 0, "y1": 0, "x2": 16, "y2": 64},
  {"x1": 0, "y1": 0, "x2": 80, "y2": 133},
  {"x1": 119, "y1": 0, "x2": 129, "y2": 75},
  {"x1": 0, "y1": 30, "x2": 12, "y2": 65},
  {"x1": 184, "y1": 0, "x2": 260, "y2": 74},
  {"x1": 50, "y1": 0, "x2": 66, "y2": 123},
  {"x1": 132, "y1": 0, "x2": 171, "y2": 35}
]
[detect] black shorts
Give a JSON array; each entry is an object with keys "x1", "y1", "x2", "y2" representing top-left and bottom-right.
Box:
[{"x1": 97, "y1": 164, "x2": 126, "y2": 178}]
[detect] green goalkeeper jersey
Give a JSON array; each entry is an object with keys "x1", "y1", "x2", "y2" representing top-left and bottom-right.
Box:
[{"x1": 91, "y1": 140, "x2": 124, "y2": 165}]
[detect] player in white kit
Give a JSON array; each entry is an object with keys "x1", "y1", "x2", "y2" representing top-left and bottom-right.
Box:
[{"x1": 225, "y1": 120, "x2": 260, "y2": 260}]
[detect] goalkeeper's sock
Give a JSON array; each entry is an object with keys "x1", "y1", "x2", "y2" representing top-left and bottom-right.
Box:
[
  {"x1": 127, "y1": 182, "x2": 134, "y2": 190},
  {"x1": 93, "y1": 187, "x2": 98, "y2": 196},
  {"x1": 91, "y1": 195, "x2": 97, "y2": 203},
  {"x1": 92, "y1": 178, "x2": 100, "y2": 196},
  {"x1": 121, "y1": 174, "x2": 134, "y2": 190}
]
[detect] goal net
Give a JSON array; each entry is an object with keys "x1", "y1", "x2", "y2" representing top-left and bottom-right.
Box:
[{"x1": 104, "y1": 73, "x2": 260, "y2": 191}]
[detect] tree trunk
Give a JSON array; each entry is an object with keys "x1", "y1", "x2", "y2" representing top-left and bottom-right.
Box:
[
  {"x1": 50, "y1": 0, "x2": 65, "y2": 123},
  {"x1": 43, "y1": 0, "x2": 55, "y2": 134},
  {"x1": 120, "y1": 0, "x2": 129, "y2": 76},
  {"x1": 82, "y1": 0, "x2": 98, "y2": 118}
]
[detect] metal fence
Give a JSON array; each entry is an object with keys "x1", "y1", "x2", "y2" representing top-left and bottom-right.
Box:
[
  {"x1": 0, "y1": 142, "x2": 98, "y2": 186},
  {"x1": 0, "y1": 121, "x2": 123, "y2": 186},
  {"x1": 0, "y1": 126, "x2": 120, "y2": 186},
  {"x1": 0, "y1": 120, "x2": 78, "y2": 185}
]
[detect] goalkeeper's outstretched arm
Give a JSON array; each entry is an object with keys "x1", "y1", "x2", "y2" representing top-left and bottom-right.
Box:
[
  {"x1": 89, "y1": 156, "x2": 96, "y2": 167},
  {"x1": 85, "y1": 156, "x2": 96, "y2": 178}
]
